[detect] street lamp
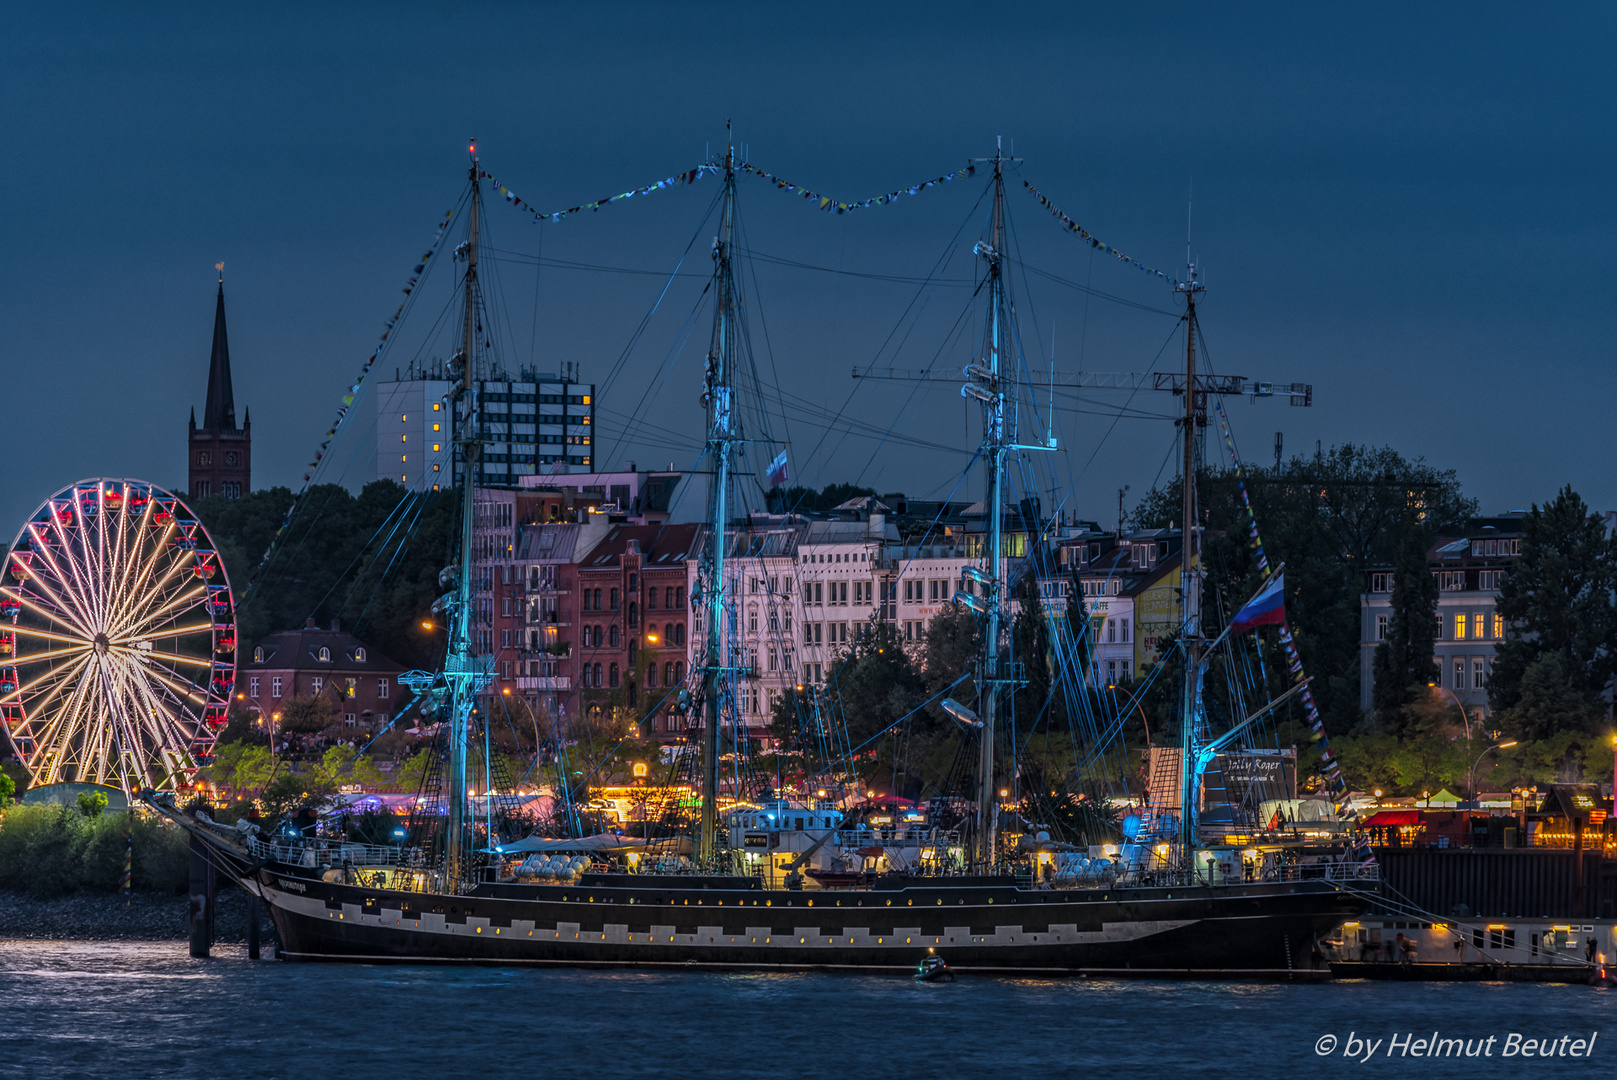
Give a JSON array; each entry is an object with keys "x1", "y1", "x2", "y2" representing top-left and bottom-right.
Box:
[
  {"x1": 1469, "y1": 741, "x2": 1519, "y2": 805},
  {"x1": 1428, "y1": 681, "x2": 1472, "y2": 741}
]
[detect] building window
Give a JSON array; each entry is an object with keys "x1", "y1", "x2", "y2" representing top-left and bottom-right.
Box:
[
  {"x1": 318, "y1": 646, "x2": 331, "y2": 661},
  {"x1": 345, "y1": 677, "x2": 356, "y2": 698},
  {"x1": 253, "y1": 647, "x2": 264, "y2": 663},
  {"x1": 1452, "y1": 658, "x2": 1465, "y2": 691},
  {"x1": 609, "y1": 624, "x2": 620, "y2": 648},
  {"x1": 221, "y1": 482, "x2": 242, "y2": 499},
  {"x1": 194, "y1": 481, "x2": 210, "y2": 498},
  {"x1": 196, "y1": 451, "x2": 211, "y2": 466},
  {"x1": 1375, "y1": 614, "x2": 1388, "y2": 641},
  {"x1": 610, "y1": 588, "x2": 619, "y2": 610},
  {"x1": 1472, "y1": 612, "x2": 1486, "y2": 640},
  {"x1": 378, "y1": 678, "x2": 390, "y2": 699},
  {"x1": 1435, "y1": 615, "x2": 1445, "y2": 640},
  {"x1": 1493, "y1": 612, "x2": 1505, "y2": 639},
  {"x1": 249, "y1": 676, "x2": 259, "y2": 697},
  {"x1": 1473, "y1": 658, "x2": 1487, "y2": 689},
  {"x1": 344, "y1": 713, "x2": 357, "y2": 729},
  {"x1": 1479, "y1": 570, "x2": 1502, "y2": 590},
  {"x1": 271, "y1": 676, "x2": 282, "y2": 698},
  {"x1": 1454, "y1": 614, "x2": 1467, "y2": 640},
  {"x1": 647, "y1": 663, "x2": 658, "y2": 688},
  {"x1": 1438, "y1": 571, "x2": 1466, "y2": 591},
  {"x1": 312, "y1": 677, "x2": 324, "y2": 695},
  {"x1": 1370, "y1": 572, "x2": 1392, "y2": 593},
  {"x1": 769, "y1": 648, "x2": 778, "y2": 672},
  {"x1": 224, "y1": 452, "x2": 238, "y2": 467},
  {"x1": 609, "y1": 662, "x2": 619, "y2": 688},
  {"x1": 664, "y1": 661, "x2": 675, "y2": 686}
]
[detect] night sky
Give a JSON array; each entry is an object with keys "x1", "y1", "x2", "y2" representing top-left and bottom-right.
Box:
[{"x1": 5, "y1": 4, "x2": 1612, "y2": 535}]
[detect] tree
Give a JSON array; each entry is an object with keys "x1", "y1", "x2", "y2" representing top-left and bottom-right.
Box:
[
  {"x1": 75, "y1": 790, "x2": 108, "y2": 818},
  {"x1": 0, "y1": 770, "x2": 12, "y2": 809},
  {"x1": 1132, "y1": 443, "x2": 1474, "y2": 733},
  {"x1": 1371, "y1": 522, "x2": 1439, "y2": 728},
  {"x1": 279, "y1": 693, "x2": 340, "y2": 735},
  {"x1": 1489, "y1": 486, "x2": 1617, "y2": 733}
]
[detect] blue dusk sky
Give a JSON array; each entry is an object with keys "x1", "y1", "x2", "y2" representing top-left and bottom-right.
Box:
[{"x1": 2, "y1": 4, "x2": 1612, "y2": 532}]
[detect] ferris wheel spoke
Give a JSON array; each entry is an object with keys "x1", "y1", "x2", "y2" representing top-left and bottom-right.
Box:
[
  {"x1": 110, "y1": 533, "x2": 174, "y2": 623},
  {"x1": 108, "y1": 547, "x2": 189, "y2": 637},
  {"x1": 135, "y1": 659, "x2": 211, "y2": 707},
  {"x1": 16, "y1": 537, "x2": 100, "y2": 630},
  {"x1": 18, "y1": 657, "x2": 98, "y2": 777},
  {"x1": 111, "y1": 580, "x2": 207, "y2": 641},
  {"x1": 9, "y1": 623, "x2": 94, "y2": 647},
  {"x1": 112, "y1": 622, "x2": 213, "y2": 644},
  {"x1": 10, "y1": 644, "x2": 93, "y2": 667},
  {"x1": 3, "y1": 571, "x2": 96, "y2": 642},
  {"x1": 112, "y1": 645, "x2": 212, "y2": 670}
]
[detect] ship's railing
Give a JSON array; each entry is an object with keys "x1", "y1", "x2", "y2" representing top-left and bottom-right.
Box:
[
  {"x1": 832, "y1": 828, "x2": 962, "y2": 849},
  {"x1": 247, "y1": 836, "x2": 404, "y2": 868},
  {"x1": 1055, "y1": 859, "x2": 1381, "y2": 890}
]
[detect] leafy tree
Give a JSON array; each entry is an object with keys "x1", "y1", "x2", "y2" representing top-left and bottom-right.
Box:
[
  {"x1": 75, "y1": 790, "x2": 108, "y2": 818},
  {"x1": 0, "y1": 770, "x2": 12, "y2": 809},
  {"x1": 1499, "y1": 653, "x2": 1597, "y2": 742},
  {"x1": 1489, "y1": 486, "x2": 1617, "y2": 733},
  {"x1": 1132, "y1": 443, "x2": 1474, "y2": 734},
  {"x1": 193, "y1": 481, "x2": 456, "y2": 672},
  {"x1": 200, "y1": 743, "x2": 277, "y2": 797},
  {"x1": 1371, "y1": 522, "x2": 1439, "y2": 729},
  {"x1": 279, "y1": 693, "x2": 340, "y2": 735}
]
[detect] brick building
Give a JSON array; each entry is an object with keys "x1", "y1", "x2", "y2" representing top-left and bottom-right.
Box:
[
  {"x1": 188, "y1": 275, "x2": 251, "y2": 500},
  {"x1": 241, "y1": 620, "x2": 407, "y2": 735}
]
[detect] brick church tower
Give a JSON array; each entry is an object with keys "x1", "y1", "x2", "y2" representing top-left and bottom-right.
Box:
[{"x1": 188, "y1": 268, "x2": 251, "y2": 500}]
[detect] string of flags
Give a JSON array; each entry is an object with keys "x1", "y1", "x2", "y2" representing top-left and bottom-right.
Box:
[
  {"x1": 477, "y1": 165, "x2": 718, "y2": 225},
  {"x1": 1022, "y1": 181, "x2": 1173, "y2": 283},
  {"x1": 241, "y1": 207, "x2": 459, "y2": 602},
  {"x1": 738, "y1": 162, "x2": 976, "y2": 214},
  {"x1": 1213, "y1": 400, "x2": 1373, "y2": 858}
]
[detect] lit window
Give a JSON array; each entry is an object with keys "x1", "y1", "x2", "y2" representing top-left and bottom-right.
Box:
[
  {"x1": 319, "y1": 647, "x2": 331, "y2": 661},
  {"x1": 433, "y1": 464, "x2": 440, "y2": 472},
  {"x1": 582, "y1": 395, "x2": 591, "y2": 404},
  {"x1": 1473, "y1": 612, "x2": 1485, "y2": 640},
  {"x1": 345, "y1": 678, "x2": 356, "y2": 698},
  {"x1": 355, "y1": 648, "x2": 366, "y2": 662},
  {"x1": 1493, "y1": 613, "x2": 1505, "y2": 638},
  {"x1": 1454, "y1": 613, "x2": 1467, "y2": 640},
  {"x1": 401, "y1": 434, "x2": 407, "y2": 442},
  {"x1": 401, "y1": 454, "x2": 407, "y2": 462},
  {"x1": 433, "y1": 403, "x2": 441, "y2": 411},
  {"x1": 433, "y1": 444, "x2": 440, "y2": 452},
  {"x1": 401, "y1": 414, "x2": 408, "y2": 422},
  {"x1": 433, "y1": 423, "x2": 441, "y2": 431}
]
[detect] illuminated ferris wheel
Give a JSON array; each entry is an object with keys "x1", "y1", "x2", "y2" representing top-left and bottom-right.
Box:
[{"x1": 0, "y1": 480, "x2": 236, "y2": 798}]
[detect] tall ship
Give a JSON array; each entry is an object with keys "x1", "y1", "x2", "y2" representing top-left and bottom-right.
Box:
[{"x1": 150, "y1": 136, "x2": 1372, "y2": 973}]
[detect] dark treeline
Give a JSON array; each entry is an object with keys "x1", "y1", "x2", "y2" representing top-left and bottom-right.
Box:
[{"x1": 193, "y1": 481, "x2": 456, "y2": 670}]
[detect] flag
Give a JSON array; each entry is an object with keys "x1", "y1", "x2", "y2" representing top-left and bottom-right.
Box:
[
  {"x1": 765, "y1": 450, "x2": 789, "y2": 489},
  {"x1": 1230, "y1": 573, "x2": 1286, "y2": 634}
]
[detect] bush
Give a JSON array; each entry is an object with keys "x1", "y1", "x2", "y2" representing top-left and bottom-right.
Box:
[{"x1": 0, "y1": 805, "x2": 190, "y2": 896}]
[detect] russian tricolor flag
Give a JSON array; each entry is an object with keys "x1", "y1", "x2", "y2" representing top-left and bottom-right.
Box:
[{"x1": 1230, "y1": 573, "x2": 1286, "y2": 634}]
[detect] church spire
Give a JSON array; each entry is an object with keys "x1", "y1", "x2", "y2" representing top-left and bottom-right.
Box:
[{"x1": 203, "y1": 272, "x2": 236, "y2": 431}]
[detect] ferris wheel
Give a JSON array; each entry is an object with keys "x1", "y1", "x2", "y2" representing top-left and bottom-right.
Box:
[{"x1": 0, "y1": 480, "x2": 236, "y2": 798}]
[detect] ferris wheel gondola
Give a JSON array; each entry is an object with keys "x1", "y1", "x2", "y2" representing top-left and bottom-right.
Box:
[{"x1": 0, "y1": 480, "x2": 236, "y2": 797}]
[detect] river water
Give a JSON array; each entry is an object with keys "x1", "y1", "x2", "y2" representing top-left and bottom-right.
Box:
[{"x1": 2, "y1": 940, "x2": 1612, "y2": 1079}]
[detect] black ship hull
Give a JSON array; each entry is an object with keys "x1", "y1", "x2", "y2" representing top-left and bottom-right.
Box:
[{"x1": 244, "y1": 861, "x2": 1366, "y2": 976}]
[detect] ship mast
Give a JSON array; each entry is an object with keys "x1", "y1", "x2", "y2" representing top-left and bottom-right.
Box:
[
  {"x1": 967, "y1": 140, "x2": 1017, "y2": 871},
  {"x1": 445, "y1": 141, "x2": 490, "y2": 889},
  {"x1": 697, "y1": 125, "x2": 738, "y2": 867},
  {"x1": 1174, "y1": 264, "x2": 1205, "y2": 867}
]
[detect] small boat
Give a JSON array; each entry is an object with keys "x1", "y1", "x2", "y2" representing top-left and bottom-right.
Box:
[{"x1": 915, "y1": 950, "x2": 953, "y2": 982}]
